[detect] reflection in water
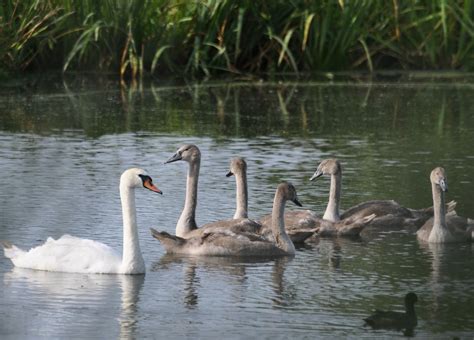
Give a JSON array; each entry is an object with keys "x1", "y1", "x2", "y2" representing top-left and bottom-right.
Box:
[
  {"x1": 419, "y1": 242, "x2": 455, "y2": 323},
  {"x1": 4, "y1": 267, "x2": 116, "y2": 297},
  {"x1": 3, "y1": 268, "x2": 144, "y2": 339},
  {"x1": 418, "y1": 241, "x2": 474, "y2": 333},
  {"x1": 183, "y1": 265, "x2": 199, "y2": 308},
  {"x1": 270, "y1": 257, "x2": 293, "y2": 307},
  {"x1": 329, "y1": 239, "x2": 342, "y2": 270},
  {"x1": 2, "y1": 74, "x2": 474, "y2": 148},
  {"x1": 151, "y1": 254, "x2": 250, "y2": 310},
  {"x1": 1, "y1": 77, "x2": 474, "y2": 338},
  {"x1": 118, "y1": 275, "x2": 145, "y2": 340},
  {"x1": 308, "y1": 237, "x2": 361, "y2": 271},
  {"x1": 152, "y1": 254, "x2": 296, "y2": 310},
  {"x1": 420, "y1": 242, "x2": 444, "y2": 317}
]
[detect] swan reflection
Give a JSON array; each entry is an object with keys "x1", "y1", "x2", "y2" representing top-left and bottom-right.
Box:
[
  {"x1": 152, "y1": 254, "x2": 294, "y2": 309},
  {"x1": 418, "y1": 241, "x2": 474, "y2": 332},
  {"x1": 3, "y1": 268, "x2": 144, "y2": 339}
]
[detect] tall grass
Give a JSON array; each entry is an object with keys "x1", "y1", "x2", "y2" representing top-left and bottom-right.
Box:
[
  {"x1": 1, "y1": 0, "x2": 474, "y2": 80},
  {"x1": 0, "y1": 0, "x2": 72, "y2": 71}
]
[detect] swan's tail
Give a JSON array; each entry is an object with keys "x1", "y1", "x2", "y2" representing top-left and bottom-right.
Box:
[
  {"x1": 288, "y1": 229, "x2": 318, "y2": 244},
  {"x1": 150, "y1": 228, "x2": 186, "y2": 252},
  {"x1": 1, "y1": 240, "x2": 12, "y2": 249},
  {"x1": 446, "y1": 200, "x2": 457, "y2": 214},
  {"x1": 1, "y1": 240, "x2": 25, "y2": 260},
  {"x1": 420, "y1": 200, "x2": 457, "y2": 215},
  {"x1": 339, "y1": 213, "x2": 376, "y2": 237},
  {"x1": 361, "y1": 213, "x2": 376, "y2": 225},
  {"x1": 346, "y1": 213, "x2": 375, "y2": 228},
  {"x1": 465, "y1": 221, "x2": 474, "y2": 241}
]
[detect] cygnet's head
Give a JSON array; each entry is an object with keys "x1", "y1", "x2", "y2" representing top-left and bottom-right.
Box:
[
  {"x1": 310, "y1": 159, "x2": 341, "y2": 181},
  {"x1": 121, "y1": 168, "x2": 162, "y2": 194},
  {"x1": 226, "y1": 157, "x2": 247, "y2": 177},
  {"x1": 278, "y1": 182, "x2": 302, "y2": 207},
  {"x1": 430, "y1": 167, "x2": 448, "y2": 192},
  {"x1": 165, "y1": 144, "x2": 201, "y2": 164}
]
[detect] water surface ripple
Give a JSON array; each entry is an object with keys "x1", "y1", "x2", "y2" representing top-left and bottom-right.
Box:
[{"x1": 1, "y1": 79, "x2": 474, "y2": 338}]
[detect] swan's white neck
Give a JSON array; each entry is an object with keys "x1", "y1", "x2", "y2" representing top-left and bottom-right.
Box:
[
  {"x1": 272, "y1": 191, "x2": 295, "y2": 254},
  {"x1": 429, "y1": 182, "x2": 452, "y2": 243},
  {"x1": 176, "y1": 158, "x2": 199, "y2": 237},
  {"x1": 323, "y1": 173, "x2": 341, "y2": 222},
  {"x1": 233, "y1": 171, "x2": 248, "y2": 219},
  {"x1": 120, "y1": 184, "x2": 145, "y2": 274}
]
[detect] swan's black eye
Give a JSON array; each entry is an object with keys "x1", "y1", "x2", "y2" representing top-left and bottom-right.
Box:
[{"x1": 138, "y1": 174, "x2": 151, "y2": 186}]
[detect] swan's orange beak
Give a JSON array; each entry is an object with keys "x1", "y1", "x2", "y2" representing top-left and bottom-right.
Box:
[{"x1": 144, "y1": 179, "x2": 163, "y2": 194}]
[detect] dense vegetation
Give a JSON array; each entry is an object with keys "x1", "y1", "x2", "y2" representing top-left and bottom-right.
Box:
[{"x1": 1, "y1": 0, "x2": 474, "y2": 80}]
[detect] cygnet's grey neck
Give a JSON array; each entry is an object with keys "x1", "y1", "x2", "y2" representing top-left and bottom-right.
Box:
[
  {"x1": 176, "y1": 158, "x2": 200, "y2": 237},
  {"x1": 323, "y1": 172, "x2": 341, "y2": 222},
  {"x1": 233, "y1": 171, "x2": 248, "y2": 219},
  {"x1": 271, "y1": 190, "x2": 295, "y2": 254},
  {"x1": 428, "y1": 182, "x2": 450, "y2": 242}
]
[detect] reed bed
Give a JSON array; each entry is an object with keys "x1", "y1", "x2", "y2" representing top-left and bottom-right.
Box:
[{"x1": 1, "y1": 0, "x2": 473, "y2": 80}]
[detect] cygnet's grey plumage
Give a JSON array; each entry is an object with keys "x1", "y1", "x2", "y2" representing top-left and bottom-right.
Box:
[
  {"x1": 226, "y1": 157, "x2": 314, "y2": 243},
  {"x1": 416, "y1": 167, "x2": 474, "y2": 243},
  {"x1": 259, "y1": 159, "x2": 374, "y2": 239},
  {"x1": 312, "y1": 159, "x2": 456, "y2": 234},
  {"x1": 151, "y1": 182, "x2": 300, "y2": 256},
  {"x1": 226, "y1": 157, "x2": 249, "y2": 219},
  {"x1": 165, "y1": 145, "x2": 262, "y2": 239},
  {"x1": 316, "y1": 214, "x2": 376, "y2": 237},
  {"x1": 165, "y1": 144, "x2": 200, "y2": 237},
  {"x1": 259, "y1": 210, "x2": 326, "y2": 240}
]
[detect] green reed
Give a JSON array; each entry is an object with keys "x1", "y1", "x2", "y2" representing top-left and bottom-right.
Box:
[{"x1": 1, "y1": 0, "x2": 473, "y2": 80}]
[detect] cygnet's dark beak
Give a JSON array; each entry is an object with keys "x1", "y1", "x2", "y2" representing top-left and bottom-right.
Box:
[
  {"x1": 309, "y1": 170, "x2": 323, "y2": 181},
  {"x1": 439, "y1": 178, "x2": 448, "y2": 192},
  {"x1": 165, "y1": 152, "x2": 182, "y2": 164},
  {"x1": 226, "y1": 170, "x2": 234, "y2": 177},
  {"x1": 292, "y1": 198, "x2": 303, "y2": 207}
]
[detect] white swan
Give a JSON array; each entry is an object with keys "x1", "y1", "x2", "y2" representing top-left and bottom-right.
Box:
[
  {"x1": 164, "y1": 145, "x2": 261, "y2": 238},
  {"x1": 150, "y1": 182, "x2": 300, "y2": 256},
  {"x1": 416, "y1": 167, "x2": 473, "y2": 243},
  {"x1": 311, "y1": 159, "x2": 456, "y2": 232},
  {"x1": 1, "y1": 168, "x2": 162, "y2": 274}
]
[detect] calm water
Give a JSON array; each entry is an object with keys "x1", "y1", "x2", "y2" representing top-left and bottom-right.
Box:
[{"x1": 1, "y1": 74, "x2": 474, "y2": 339}]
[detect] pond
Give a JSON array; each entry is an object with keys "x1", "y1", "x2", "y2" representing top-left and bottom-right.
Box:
[{"x1": 1, "y1": 73, "x2": 473, "y2": 338}]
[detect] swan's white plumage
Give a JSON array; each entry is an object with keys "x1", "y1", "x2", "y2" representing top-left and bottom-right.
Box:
[
  {"x1": 6, "y1": 235, "x2": 122, "y2": 274},
  {"x1": 2, "y1": 168, "x2": 161, "y2": 274}
]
